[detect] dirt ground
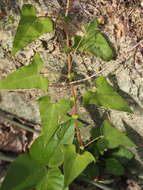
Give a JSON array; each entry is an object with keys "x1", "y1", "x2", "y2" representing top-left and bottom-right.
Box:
[{"x1": 0, "y1": 0, "x2": 143, "y2": 189}]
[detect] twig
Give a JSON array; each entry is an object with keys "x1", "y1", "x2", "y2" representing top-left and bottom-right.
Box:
[
  {"x1": 70, "y1": 73, "x2": 97, "y2": 85},
  {"x1": 49, "y1": 65, "x2": 109, "y2": 87},
  {"x1": 66, "y1": 33, "x2": 72, "y2": 73},
  {"x1": 126, "y1": 38, "x2": 143, "y2": 53},
  {"x1": 0, "y1": 110, "x2": 40, "y2": 135},
  {"x1": 79, "y1": 178, "x2": 115, "y2": 190},
  {"x1": 84, "y1": 136, "x2": 104, "y2": 148},
  {"x1": 65, "y1": 0, "x2": 70, "y2": 17}
]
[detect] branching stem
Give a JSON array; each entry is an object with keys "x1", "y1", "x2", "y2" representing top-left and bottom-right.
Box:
[{"x1": 65, "y1": 0, "x2": 84, "y2": 147}]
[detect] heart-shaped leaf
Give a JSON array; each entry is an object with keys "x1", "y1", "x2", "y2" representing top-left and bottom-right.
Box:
[
  {"x1": 83, "y1": 77, "x2": 132, "y2": 112},
  {"x1": 0, "y1": 154, "x2": 47, "y2": 190},
  {"x1": 63, "y1": 144, "x2": 95, "y2": 187},
  {"x1": 73, "y1": 20, "x2": 115, "y2": 61},
  {"x1": 12, "y1": 4, "x2": 53, "y2": 55},
  {"x1": 0, "y1": 53, "x2": 48, "y2": 91}
]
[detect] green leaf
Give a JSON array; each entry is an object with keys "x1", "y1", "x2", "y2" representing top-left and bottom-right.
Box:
[
  {"x1": 0, "y1": 53, "x2": 48, "y2": 91},
  {"x1": 111, "y1": 147, "x2": 134, "y2": 165},
  {"x1": 38, "y1": 96, "x2": 71, "y2": 143},
  {"x1": 30, "y1": 97, "x2": 72, "y2": 166},
  {"x1": 0, "y1": 154, "x2": 47, "y2": 190},
  {"x1": 73, "y1": 19, "x2": 115, "y2": 61},
  {"x1": 101, "y1": 120, "x2": 135, "y2": 149},
  {"x1": 105, "y1": 158, "x2": 125, "y2": 176},
  {"x1": 82, "y1": 163, "x2": 100, "y2": 180},
  {"x1": 36, "y1": 168, "x2": 65, "y2": 190},
  {"x1": 96, "y1": 138, "x2": 108, "y2": 155},
  {"x1": 72, "y1": 35, "x2": 82, "y2": 50},
  {"x1": 87, "y1": 143, "x2": 99, "y2": 158},
  {"x1": 30, "y1": 120, "x2": 74, "y2": 167},
  {"x1": 91, "y1": 127, "x2": 102, "y2": 139},
  {"x1": 12, "y1": 4, "x2": 53, "y2": 55},
  {"x1": 84, "y1": 19, "x2": 99, "y2": 31},
  {"x1": 83, "y1": 77, "x2": 132, "y2": 112},
  {"x1": 30, "y1": 135, "x2": 64, "y2": 167},
  {"x1": 56, "y1": 120, "x2": 75, "y2": 144},
  {"x1": 63, "y1": 144, "x2": 95, "y2": 187}
]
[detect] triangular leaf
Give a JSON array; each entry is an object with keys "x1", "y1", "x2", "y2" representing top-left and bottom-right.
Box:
[
  {"x1": 0, "y1": 154, "x2": 47, "y2": 190},
  {"x1": 0, "y1": 53, "x2": 48, "y2": 91},
  {"x1": 83, "y1": 77, "x2": 132, "y2": 112},
  {"x1": 101, "y1": 120, "x2": 135, "y2": 149},
  {"x1": 63, "y1": 144, "x2": 95, "y2": 187},
  {"x1": 12, "y1": 4, "x2": 53, "y2": 55},
  {"x1": 73, "y1": 19, "x2": 115, "y2": 61},
  {"x1": 105, "y1": 158, "x2": 125, "y2": 176},
  {"x1": 36, "y1": 168, "x2": 65, "y2": 190}
]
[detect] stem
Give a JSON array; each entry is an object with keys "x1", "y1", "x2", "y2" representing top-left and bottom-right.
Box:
[
  {"x1": 79, "y1": 178, "x2": 115, "y2": 190},
  {"x1": 84, "y1": 136, "x2": 104, "y2": 148},
  {"x1": 65, "y1": 0, "x2": 70, "y2": 17},
  {"x1": 66, "y1": 34, "x2": 72, "y2": 74},
  {"x1": 49, "y1": 65, "x2": 110, "y2": 87},
  {"x1": 71, "y1": 84, "x2": 84, "y2": 146},
  {"x1": 70, "y1": 73, "x2": 97, "y2": 85},
  {"x1": 65, "y1": 0, "x2": 84, "y2": 147},
  {"x1": 0, "y1": 110, "x2": 40, "y2": 135}
]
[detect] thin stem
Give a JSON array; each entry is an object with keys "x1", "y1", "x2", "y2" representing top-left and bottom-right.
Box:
[
  {"x1": 65, "y1": 0, "x2": 84, "y2": 147},
  {"x1": 70, "y1": 73, "x2": 97, "y2": 85},
  {"x1": 0, "y1": 110, "x2": 40, "y2": 135},
  {"x1": 79, "y1": 178, "x2": 115, "y2": 190},
  {"x1": 71, "y1": 84, "x2": 84, "y2": 146},
  {"x1": 127, "y1": 38, "x2": 143, "y2": 52},
  {"x1": 66, "y1": 33, "x2": 72, "y2": 73},
  {"x1": 84, "y1": 136, "x2": 104, "y2": 148},
  {"x1": 49, "y1": 64, "x2": 109, "y2": 87},
  {"x1": 65, "y1": 0, "x2": 70, "y2": 17}
]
